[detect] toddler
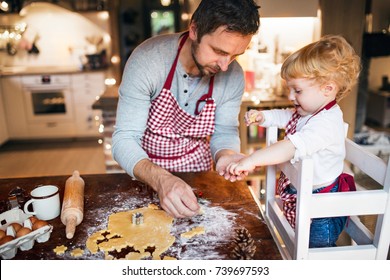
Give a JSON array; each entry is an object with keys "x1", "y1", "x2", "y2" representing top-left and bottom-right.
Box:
[{"x1": 226, "y1": 35, "x2": 361, "y2": 248}]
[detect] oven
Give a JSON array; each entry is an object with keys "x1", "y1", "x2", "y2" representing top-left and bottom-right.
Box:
[{"x1": 22, "y1": 74, "x2": 74, "y2": 124}]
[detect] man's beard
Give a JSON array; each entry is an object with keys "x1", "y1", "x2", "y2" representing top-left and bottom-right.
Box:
[{"x1": 191, "y1": 41, "x2": 220, "y2": 77}]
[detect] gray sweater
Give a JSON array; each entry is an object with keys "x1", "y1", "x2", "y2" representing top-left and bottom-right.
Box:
[{"x1": 112, "y1": 33, "x2": 245, "y2": 177}]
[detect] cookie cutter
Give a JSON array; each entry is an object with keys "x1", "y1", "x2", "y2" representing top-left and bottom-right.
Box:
[{"x1": 131, "y1": 212, "x2": 144, "y2": 225}]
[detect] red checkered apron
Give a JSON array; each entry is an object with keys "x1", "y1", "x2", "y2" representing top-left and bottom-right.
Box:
[
  {"x1": 141, "y1": 33, "x2": 216, "y2": 172},
  {"x1": 277, "y1": 100, "x2": 337, "y2": 228}
]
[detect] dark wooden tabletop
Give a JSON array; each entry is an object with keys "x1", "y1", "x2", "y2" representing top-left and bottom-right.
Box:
[{"x1": 0, "y1": 171, "x2": 281, "y2": 260}]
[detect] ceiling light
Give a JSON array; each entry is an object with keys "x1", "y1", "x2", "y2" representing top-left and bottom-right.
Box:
[
  {"x1": 160, "y1": 0, "x2": 171, "y2": 7},
  {"x1": 0, "y1": 1, "x2": 9, "y2": 12}
]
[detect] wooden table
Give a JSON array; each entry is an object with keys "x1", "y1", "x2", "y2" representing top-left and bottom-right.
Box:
[{"x1": 0, "y1": 172, "x2": 281, "y2": 260}]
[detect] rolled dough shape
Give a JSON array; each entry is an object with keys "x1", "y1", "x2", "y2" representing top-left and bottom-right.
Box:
[
  {"x1": 86, "y1": 206, "x2": 175, "y2": 260},
  {"x1": 53, "y1": 245, "x2": 67, "y2": 255},
  {"x1": 181, "y1": 226, "x2": 205, "y2": 239},
  {"x1": 249, "y1": 113, "x2": 257, "y2": 123},
  {"x1": 70, "y1": 248, "x2": 84, "y2": 257}
]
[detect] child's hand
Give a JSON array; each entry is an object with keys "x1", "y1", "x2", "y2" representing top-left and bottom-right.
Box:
[
  {"x1": 226, "y1": 158, "x2": 255, "y2": 177},
  {"x1": 245, "y1": 110, "x2": 264, "y2": 126},
  {"x1": 216, "y1": 152, "x2": 249, "y2": 182}
]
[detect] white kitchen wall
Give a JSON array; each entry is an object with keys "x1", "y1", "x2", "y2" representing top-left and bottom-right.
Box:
[
  {"x1": 256, "y1": 17, "x2": 320, "y2": 62},
  {"x1": 0, "y1": 2, "x2": 111, "y2": 68},
  {"x1": 238, "y1": 16, "x2": 320, "y2": 95},
  {"x1": 258, "y1": 0, "x2": 318, "y2": 17}
]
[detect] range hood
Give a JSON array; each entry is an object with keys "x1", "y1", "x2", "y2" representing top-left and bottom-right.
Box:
[{"x1": 19, "y1": 1, "x2": 73, "y2": 16}]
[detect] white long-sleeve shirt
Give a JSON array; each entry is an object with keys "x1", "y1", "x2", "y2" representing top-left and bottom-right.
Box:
[{"x1": 262, "y1": 105, "x2": 346, "y2": 188}]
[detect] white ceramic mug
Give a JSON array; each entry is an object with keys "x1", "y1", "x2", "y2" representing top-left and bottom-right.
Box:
[{"x1": 23, "y1": 185, "x2": 60, "y2": 220}]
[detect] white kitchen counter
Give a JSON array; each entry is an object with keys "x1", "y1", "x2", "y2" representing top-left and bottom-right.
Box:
[{"x1": 0, "y1": 65, "x2": 107, "y2": 76}]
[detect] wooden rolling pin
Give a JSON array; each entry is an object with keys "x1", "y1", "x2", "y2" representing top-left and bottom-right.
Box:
[{"x1": 61, "y1": 170, "x2": 85, "y2": 239}]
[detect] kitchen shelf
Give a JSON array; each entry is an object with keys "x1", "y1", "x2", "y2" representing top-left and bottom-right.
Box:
[
  {"x1": 0, "y1": 1, "x2": 108, "y2": 13},
  {"x1": 247, "y1": 138, "x2": 265, "y2": 147},
  {"x1": 239, "y1": 95, "x2": 292, "y2": 198},
  {"x1": 239, "y1": 97, "x2": 291, "y2": 153}
]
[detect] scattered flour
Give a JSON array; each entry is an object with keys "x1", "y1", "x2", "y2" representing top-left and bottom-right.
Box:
[
  {"x1": 85, "y1": 193, "x2": 237, "y2": 259},
  {"x1": 59, "y1": 186, "x2": 239, "y2": 260}
]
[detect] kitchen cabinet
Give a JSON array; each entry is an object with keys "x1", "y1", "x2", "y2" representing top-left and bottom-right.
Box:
[
  {"x1": 2, "y1": 75, "x2": 76, "y2": 139},
  {"x1": 1, "y1": 76, "x2": 29, "y2": 138},
  {"x1": 1, "y1": 71, "x2": 105, "y2": 140},
  {"x1": 71, "y1": 72, "x2": 105, "y2": 137},
  {"x1": 0, "y1": 81, "x2": 9, "y2": 145}
]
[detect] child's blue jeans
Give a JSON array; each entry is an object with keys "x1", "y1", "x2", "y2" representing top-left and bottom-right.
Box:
[{"x1": 285, "y1": 184, "x2": 347, "y2": 248}]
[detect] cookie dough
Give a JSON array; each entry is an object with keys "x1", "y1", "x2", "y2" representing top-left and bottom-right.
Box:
[
  {"x1": 249, "y1": 113, "x2": 257, "y2": 123},
  {"x1": 53, "y1": 245, "x2": 67, "y2": 255},
  {"x1": 163, "y1": 255, "x2": 177, "y2": 260},
  {"x1": 181, "y1": 226, "x2": 205, "y2": 239},
  {"x1": 147, "y1": 204, "x2": 159, "y2": 210},
  {"x1": 86, "y1": 206, "x2": 175, "y2": 260}
]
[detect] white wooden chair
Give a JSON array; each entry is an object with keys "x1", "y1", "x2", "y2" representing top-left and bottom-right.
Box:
[{"x1": 263, "y1": 126, "x2": 390, "y2": 260}]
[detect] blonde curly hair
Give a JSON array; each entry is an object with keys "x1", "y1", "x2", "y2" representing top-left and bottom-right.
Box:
[{"x1": 281, "y1": 35, "x2": 361, "y2": 101}]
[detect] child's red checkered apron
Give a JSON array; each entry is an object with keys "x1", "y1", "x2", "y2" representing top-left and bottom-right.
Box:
[
  {"x1": 277, "y1": 111, "x2": 301, "y2": 228},
  {"x1": 277, "y1": 100, "x2": 337, "y2": 228},
  {"x1": 141, "y1": 33, "x2": 216, "y2": 172}
]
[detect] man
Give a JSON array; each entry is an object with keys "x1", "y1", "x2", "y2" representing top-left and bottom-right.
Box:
[{"x1": 112, "y1": 0, "x2": 260, "y2": 218}]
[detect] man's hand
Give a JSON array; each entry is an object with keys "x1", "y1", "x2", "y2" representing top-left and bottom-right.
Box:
[
  {"x1": 156, "y1": 174, "x2": 200, "y2": 218},
  {"x1": 215, "y1": 150, "x2": 248, "y2": 182},
  {"x1": 133, "y1": 159, "x2": 200, "y2": 218}
]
